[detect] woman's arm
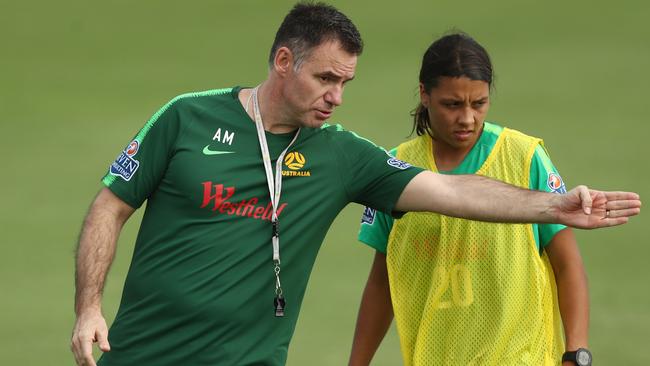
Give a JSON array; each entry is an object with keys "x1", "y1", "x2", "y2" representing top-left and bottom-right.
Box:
[
  {"x1": 349, "y1": 252, "x2": 394, "y2": 366},
  {"x1": 545, "y1": 228, "x2": 590, "y2": 365}
]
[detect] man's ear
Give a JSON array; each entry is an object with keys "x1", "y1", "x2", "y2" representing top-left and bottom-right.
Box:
[{"x1": 273, "y1": 46, "x2": 294, "y2": 77}]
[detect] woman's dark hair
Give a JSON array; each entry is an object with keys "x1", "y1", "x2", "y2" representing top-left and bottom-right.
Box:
[
  {"x1": 269, "y1": 2, "x2": 363, "y2": 70},
  {"x1": 412, "y1": 32, "x2": 493, "y2": 136}
]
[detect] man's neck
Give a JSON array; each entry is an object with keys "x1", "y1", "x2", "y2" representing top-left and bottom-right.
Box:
[{"x1": 240, "y1": 81, "x2": 300, "y2": 134}]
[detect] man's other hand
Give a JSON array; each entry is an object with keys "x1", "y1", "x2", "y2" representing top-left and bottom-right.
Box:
[{"x1": 71, "y1": 310, "x2": 110, "y2": 366}]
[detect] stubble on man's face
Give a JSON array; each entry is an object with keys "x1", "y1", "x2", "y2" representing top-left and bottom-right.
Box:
[{"x1": 284, "y1": 40, "x2": 357, "y2": 129}]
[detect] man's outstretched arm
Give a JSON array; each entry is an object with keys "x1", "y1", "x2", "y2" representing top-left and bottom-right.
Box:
[
  {"x1": 395, "y1": 171, "x2": 641, "y2": 229},
  {"x1": 71, "y1": 188, "x2": 135, "y2": 366}
]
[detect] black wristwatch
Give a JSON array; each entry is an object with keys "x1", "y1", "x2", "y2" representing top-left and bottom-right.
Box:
[{"x1": 562, "y1": 348, "x2": 592, "y2": 365}]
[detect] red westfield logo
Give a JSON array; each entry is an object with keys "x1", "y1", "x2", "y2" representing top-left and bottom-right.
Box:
[{"x1": 200, "y1": 182, "x2": 287, "y2": 221}]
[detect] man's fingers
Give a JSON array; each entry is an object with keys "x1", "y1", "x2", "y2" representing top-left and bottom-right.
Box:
[
  {"x1": 578, "y1": 186, "x2": 592, "y2": 214},
  {"x1": 606, "y1": 199, "x2": 642, "y2": 210},
  {"x1": 71, "y1": 333, "x2": 95, "y2": 366},
  {"x1": 82, "y1": 352, "x2": 97, "y2": 366},
  {"x1": 79, "y1": 333, "x2": 97, "y2": 366},
  {"x1": 96, "y1": 328, "x2": 111, "y2": 352},
  {"x1": 601, "y1": 217, "x2": 629, "y2": 227},
  {"x1": 606, "y1": 208, "x2": 641, "y2": 219},
  {"x1": 602, "y1": 191, "x2": 641, "y2": 201},
  {"x1": 71, "y1": 339, "x2": 82, "y2": 365}
]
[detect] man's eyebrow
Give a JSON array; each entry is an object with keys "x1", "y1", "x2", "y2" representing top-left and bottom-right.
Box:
[{"x1": 319, "y1": 71, "x2": 355, "y2": 82}]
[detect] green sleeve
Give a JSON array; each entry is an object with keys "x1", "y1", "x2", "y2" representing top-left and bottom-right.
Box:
[
  {"x1": 356, "y1": 147, "x2": 398, "y2": 253},
  {"x1": 358, "y1": 207, "x2": 394, "y2": 253},
  {"x1": 101, "y1": 96, "x2": 184, "y2": 208},
  {"x1": 530, "y1": 144, "x2": 568, "y2": 250},
  {"x1": 329, "y1": 127, "x2": 424, "y2": 215}
]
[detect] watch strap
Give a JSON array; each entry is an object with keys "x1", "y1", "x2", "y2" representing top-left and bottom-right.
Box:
[
  {"x1": 562, "y1": 350, "x2": 578, "y2": 363},
  {"x1": 562, "y1": 348, "x2": 592, "y2": 366}
]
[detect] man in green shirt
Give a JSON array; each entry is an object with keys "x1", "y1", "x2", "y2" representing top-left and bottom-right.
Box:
[{"x1": 70, "y1": 3, "x2": 640, "y2": 366}]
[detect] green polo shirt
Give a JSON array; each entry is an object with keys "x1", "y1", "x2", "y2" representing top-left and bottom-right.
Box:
[{"x1": 98, "y1": 87, "x2": 423, "y2": 365}]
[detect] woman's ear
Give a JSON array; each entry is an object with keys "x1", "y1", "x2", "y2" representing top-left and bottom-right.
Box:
[{"x1": 419, "y1": 83, "x2": 429, "y2": 108}]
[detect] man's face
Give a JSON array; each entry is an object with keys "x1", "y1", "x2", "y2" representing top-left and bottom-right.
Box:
[{"x1": 282, "y1": 40, "x2": 357, "y2": 128}]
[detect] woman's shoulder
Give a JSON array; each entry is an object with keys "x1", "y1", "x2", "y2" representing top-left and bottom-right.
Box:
[{"x1": 489, "y1": 121, "x2": 542, "y2": 142}]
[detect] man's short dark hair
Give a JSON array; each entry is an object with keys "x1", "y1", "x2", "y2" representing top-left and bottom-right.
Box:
[{"x1": 269, "y1": 2, "x2": 363, "y2": 70}]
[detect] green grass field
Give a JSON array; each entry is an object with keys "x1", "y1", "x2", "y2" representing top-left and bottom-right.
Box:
[{"x1": 1, "y1": 0, "x2": 648, "y2": 364}]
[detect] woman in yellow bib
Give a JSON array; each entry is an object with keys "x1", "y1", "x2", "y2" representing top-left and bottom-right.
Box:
[{"x1": 349, "y1": 33, "x2": 590, "y2": 366}]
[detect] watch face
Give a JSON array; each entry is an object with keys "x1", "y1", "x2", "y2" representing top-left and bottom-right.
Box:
[{"x1": 576, "y1": 349, "x2": 592, "y2": 365}]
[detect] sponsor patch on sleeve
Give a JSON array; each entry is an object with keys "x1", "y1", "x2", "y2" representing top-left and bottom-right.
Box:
[
  {"x1": 547, "y1": 172, "x2": 567, "y2": 194},
  {"x1": 361, "y1": 207, "x2": 376, "y2": 225},
  {"x1": 109, "y1": 140, "x2": 140, "y2": 181},
  {"x1": 387, "y1": 157, "x2": 412, "y2": 170}
]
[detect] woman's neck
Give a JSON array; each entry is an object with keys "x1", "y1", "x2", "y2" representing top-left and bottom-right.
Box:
[
  {"x1": 432, "y1": 143, "x2": 473, "y2": 172},
  {"x1": 432, "y1": 124, "x2": 484, "y2": 172}
]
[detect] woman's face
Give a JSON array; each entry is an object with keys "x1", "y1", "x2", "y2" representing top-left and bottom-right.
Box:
[{"x1": 421, "y1": 76, "x2": 490, "y2": 152}]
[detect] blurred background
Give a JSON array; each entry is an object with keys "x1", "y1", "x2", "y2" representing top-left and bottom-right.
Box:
[{"x1": 1, "y1": 0, "x2": 648, "y2": 364}]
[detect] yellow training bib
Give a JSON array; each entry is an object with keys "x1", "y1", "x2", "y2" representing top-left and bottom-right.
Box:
[{"x1": 387, "y1": 128, "x2": 564, "y2": 365}]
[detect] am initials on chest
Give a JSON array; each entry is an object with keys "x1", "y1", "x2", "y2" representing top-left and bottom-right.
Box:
[{"x1": 213, "y1": 128, "x2": 235, "y2": 145}]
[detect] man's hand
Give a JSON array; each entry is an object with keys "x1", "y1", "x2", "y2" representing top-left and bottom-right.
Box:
[
  {"x1": 552, "y1": 186, "x2": 641, "y2": 229},
  {"x1": 71, "y1": 310, "x2": 110, "y2": 366}
]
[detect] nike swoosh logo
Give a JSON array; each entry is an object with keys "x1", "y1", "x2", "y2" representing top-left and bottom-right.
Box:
[{"x1": 202, "y1": 145, "x2": 235, "y2": 155}]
